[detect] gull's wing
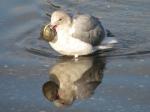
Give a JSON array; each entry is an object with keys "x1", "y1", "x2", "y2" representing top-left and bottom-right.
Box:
[{"x1": 72, "y1": 14, "x2": 105, "y2": 46}]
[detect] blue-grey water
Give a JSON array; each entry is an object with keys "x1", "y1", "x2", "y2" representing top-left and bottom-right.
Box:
[{"x1": 0, "y1": 0, "x2": 150, "y2": 112}]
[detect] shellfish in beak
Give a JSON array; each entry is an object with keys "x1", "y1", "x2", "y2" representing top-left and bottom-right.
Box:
[{"x1": 41, "y1": 24, "x2": 57, "y2": 42}]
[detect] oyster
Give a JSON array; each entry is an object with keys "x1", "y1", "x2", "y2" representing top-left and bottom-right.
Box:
[{"x1": 41, "y1": 24, "x2": 56, "y2": 42}]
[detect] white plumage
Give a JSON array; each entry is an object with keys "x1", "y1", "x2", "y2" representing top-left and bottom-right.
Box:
[{"x1": 49, "y1": 10, "x2": 117, "y2": 57}]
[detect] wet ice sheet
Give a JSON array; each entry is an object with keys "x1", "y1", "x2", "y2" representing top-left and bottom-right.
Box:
[
  {"x1": 0, "y1": 0, "x2": 150, "y2": 111},
  {"x1": 0, "y1": 56, "x2": 150, "y2": 112}
]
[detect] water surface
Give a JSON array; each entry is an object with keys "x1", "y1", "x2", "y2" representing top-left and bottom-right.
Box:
[{"x1": 0, "y1": 0, "x2": 150, "y2": 112}]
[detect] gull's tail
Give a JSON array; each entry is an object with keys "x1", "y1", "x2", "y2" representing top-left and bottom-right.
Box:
[
  {"x1": 97, "y1": 37, "x2": 118, "y2": 50},
  {"x1": 93, "y1": 30, "x2": 118, "y2": 51}
]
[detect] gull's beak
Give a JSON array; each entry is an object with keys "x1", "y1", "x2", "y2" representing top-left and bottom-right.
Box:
[{"x1": 49, "y1": 24, "x2": 57, "y2": 30}]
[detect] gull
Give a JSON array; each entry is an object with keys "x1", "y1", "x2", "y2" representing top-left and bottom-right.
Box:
[{"x1": 48, "y1": 10, "x2": 117, "y2": 57}]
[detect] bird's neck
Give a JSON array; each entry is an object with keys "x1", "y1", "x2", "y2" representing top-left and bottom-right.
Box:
[{"x1": 56, "y1": 24, "x2": 72, "y2": 33}]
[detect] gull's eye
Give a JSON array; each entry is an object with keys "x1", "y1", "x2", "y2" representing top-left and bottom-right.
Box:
[{"x1": 58, "y1": 18, "x2": 62, "y2": 21}]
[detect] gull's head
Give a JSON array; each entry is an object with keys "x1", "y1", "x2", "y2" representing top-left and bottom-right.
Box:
[{"x1": 50, "y1": 10, "x2": 72, "y2": 30}]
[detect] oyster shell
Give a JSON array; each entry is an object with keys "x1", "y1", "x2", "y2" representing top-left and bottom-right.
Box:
[{"x1": 41, "y1": 24, "x2": 56, "y2": 42}]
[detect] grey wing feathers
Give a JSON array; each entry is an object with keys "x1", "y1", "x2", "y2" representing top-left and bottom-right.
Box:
[{"x1": 72, "y1": 14, "x2": 105, "y2": 46}]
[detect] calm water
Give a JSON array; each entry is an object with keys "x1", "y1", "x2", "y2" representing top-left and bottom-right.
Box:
[{"x1": 0, "y1": 0, "x2": 150, "y2": 112}]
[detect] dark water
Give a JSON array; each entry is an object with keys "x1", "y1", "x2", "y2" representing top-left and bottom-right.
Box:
[{"x1": 0, "y1": 0, "x2": 150, "y2": 112}]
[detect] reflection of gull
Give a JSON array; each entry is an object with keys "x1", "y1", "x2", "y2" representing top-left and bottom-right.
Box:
[
  {"x1": 48, "y1": 10, "x2": 117, "y2": 57},
  {"x1": 42, "y1": 56, "x2": 106, "y2": 107}
]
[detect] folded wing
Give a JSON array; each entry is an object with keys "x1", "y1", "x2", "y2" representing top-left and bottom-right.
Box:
[{"x1": 72, "y1": 14, "x2": 105, "y2": 46}]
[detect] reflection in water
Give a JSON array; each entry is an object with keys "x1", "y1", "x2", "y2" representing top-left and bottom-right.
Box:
[{"x1": 42, "y1": 56, "x2": 106, "y2": 107}]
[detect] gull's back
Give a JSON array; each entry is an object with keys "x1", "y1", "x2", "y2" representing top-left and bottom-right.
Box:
[{"x1": 72, "y1": 14, "x2": 105, "y2": 46}]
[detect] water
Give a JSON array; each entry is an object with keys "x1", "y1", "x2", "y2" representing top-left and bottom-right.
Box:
[{"x1": 0, "y1": 0, "x2": 150, "y2": 111}]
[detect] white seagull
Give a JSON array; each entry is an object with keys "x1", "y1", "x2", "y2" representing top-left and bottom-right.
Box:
[{"x1": 48, "y1": 10, "x2": 117, "y2": 57}]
